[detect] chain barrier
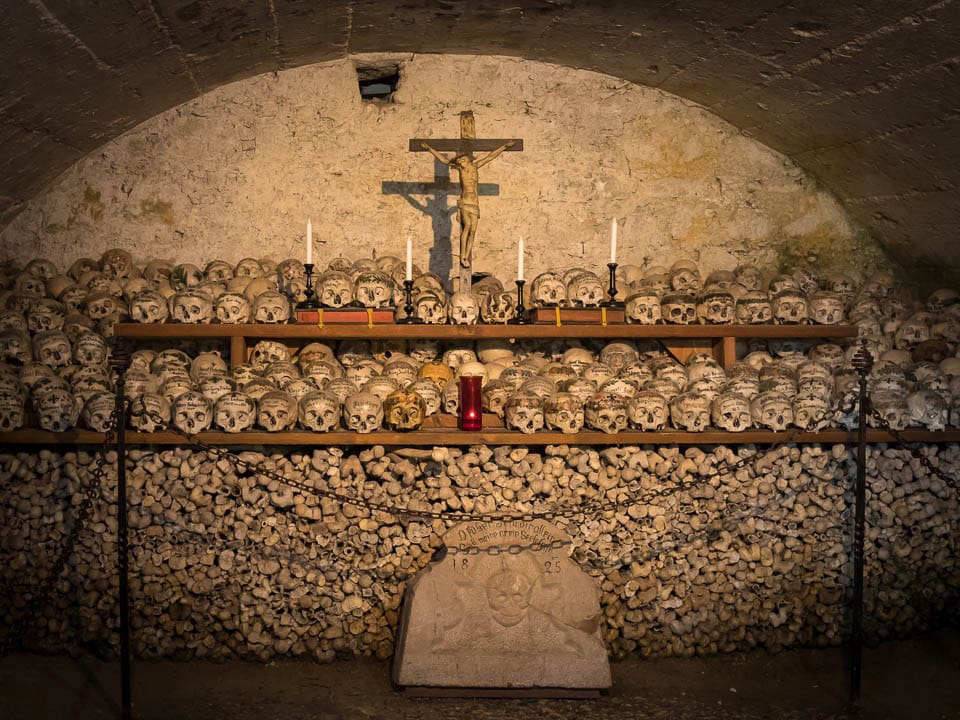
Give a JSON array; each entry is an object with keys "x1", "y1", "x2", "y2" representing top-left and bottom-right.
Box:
[
  {"x1": 0, "y1": 405, "x2": 121, "y2": 656},
  {"x1": 866, "y1": 402, "x2": 959, "y2": 493}
]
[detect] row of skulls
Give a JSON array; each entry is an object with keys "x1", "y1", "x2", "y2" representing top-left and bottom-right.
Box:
[
  {"x1": 3, "y1": 329, "x2": 959, "y2": 435},
  {"x1": 5, "y1": 249, "x2": 959, "y2": 329}
]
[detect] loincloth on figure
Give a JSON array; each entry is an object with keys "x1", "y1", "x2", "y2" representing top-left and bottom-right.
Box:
[{"x1": 458, "y1": 199, "x2": 480, "y2": 218}]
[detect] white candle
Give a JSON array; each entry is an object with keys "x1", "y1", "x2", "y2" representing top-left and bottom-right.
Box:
[
  {"x1": 517, "y1": 237, "x2": 524, "y2": 281},
  {"x1": 306, "y1": 219, "x2": 312, "y2": 265},
  {"x1": 406, "y1": 236, "x2": 412, "y2": 281},
  {"x1": 610, "y1": 218, "x2": 618, "y2": 265}
]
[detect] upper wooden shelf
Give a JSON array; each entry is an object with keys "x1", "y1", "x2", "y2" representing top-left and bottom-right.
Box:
[
  {"x1": 2, "y1": 428, "x2": 957, "y2": 447},
  {"x1": 114, "y1": 323, "x2": 858, "y2": 340}
]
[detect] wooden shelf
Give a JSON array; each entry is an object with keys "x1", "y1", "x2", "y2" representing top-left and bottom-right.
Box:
[{"x1": 2, "y1": 428, "x2": 958, "y2": 447}]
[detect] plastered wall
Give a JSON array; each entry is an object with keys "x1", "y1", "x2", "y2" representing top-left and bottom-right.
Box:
[{"x1": 0, "y1": 54, "x2": 886, "y2": 286}]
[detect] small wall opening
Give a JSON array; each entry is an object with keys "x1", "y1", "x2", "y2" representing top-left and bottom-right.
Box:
[{"x1": 355, "y1": 63, "x2": 400, "y2": 102}]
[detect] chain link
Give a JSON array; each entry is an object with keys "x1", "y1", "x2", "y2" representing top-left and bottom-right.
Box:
[{"x1": 867, "y1": 402, "x2": 959, "y2": 493}]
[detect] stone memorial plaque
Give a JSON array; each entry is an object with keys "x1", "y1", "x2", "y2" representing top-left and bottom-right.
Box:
[{"x1": 392, "y1": 519, "x2": 612, "y2": 692}]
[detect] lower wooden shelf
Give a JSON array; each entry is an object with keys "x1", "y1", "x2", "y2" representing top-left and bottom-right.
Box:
[{"x1": 1, "y1": 428, "x2": 958, "y2": 446}]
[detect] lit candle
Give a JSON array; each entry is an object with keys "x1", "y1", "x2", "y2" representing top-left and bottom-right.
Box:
[
  {"x1": 306, "y1": 219, "x2": 312, "y2": 266},
  {"x1": 610, "y1": 218, "x2": 618, "y2": 265},
  {"x1": 406, "y1": 236, "x2": 412, "y2": 281},
  {"x1": 517, "y1": 236, "x2": 524, "y2": 281}
]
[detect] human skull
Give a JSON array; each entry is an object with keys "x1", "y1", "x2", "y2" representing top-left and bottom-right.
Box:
[
  {"x1": 167, "y1": 289, "x2": 213, "y2": 324},
  {"x1": 34, "y1": 387, "x2": 81, "y2": 432},
  {"x1": 809, "y1": 343, "x2": 846, "y2": 369},
  {"x1": 324, "y1": 378, "x2": 359, "y2": 405},
  {"x1": 869, "y1": 392, "x2": 910, "y2": 430},
  {"x1": 409, "y1": 379, "x2": 441, "y2": 416},
  {"x1": 297, "y1": 391, "x2": 341, "y2": 432},
  {"x1": 441, "y1": 348, "x2": 477, "y2": 371},
  {"x1": 344, "y1": 392, "x2": 384, "y2": 433},
  {"x1": 0, "y1": 392, "x2": 25, "y2": 431},
  {"x1": 24, "y1": 299, "x2": 65, "y2": 334},
  {"x1": 171, "y1": 391, "x2": 213, "y2": 433},
  {"x1": 253, "y1": 291, "x2": 291, "y2": 323},
  {"x1": 628, "y1": 391, "x2": 669, "y2": 431},
  {"x1": 598, "y1": 342, "x2": 638, "y2": 373},
  {"x1": 531, "y1": 271, "x2": 566, "y2": 307},
  {"x1": 447, "y1": 291, "x2": 481, "y2": 325},
  {"x1": 906, "y1": 389, "x2": 948, "y2": 430},
  {"x1": 543, "y1": 392, "x2": 584, "y2": 433},
  {"x1": 362, "y1": 376, "x2": 400, "y2": 402},
  {"x1": 190, "y1": 352, "x2": 228, "y2": 384},
  {"x1": 317, "y1": 271, "x2": 354, "y2": 308},
  {"x1": 441, "y1": 379, "x2": 460, "y2": 414},
  {"x1": 99, "y1": 248, "x2": 134, "y2": 279},
  {"x1": 751, "y1": 391, "x2": 794, "y2": 431},
  {"x1": 256, "y1": 390, "x2": 297, "y2": 431},
  {"x1": 669, "y1": 391, "x2": 710, "y2": 432},
  {"x1": 345, "y1": 358, "x2": 381, "y2": 388},
  {"x1": 170, "y1": 263, "x2": 204, "y2": 291},
  {"x1": 697, "y1": 290, "x2": 735, "y2": 324},
  {"x1": 480, "y1": 291, "x2": 517, "y2": 324},
  {"x1": 81, "y1": 392, "x2": 117, "y2": 432},
  {"x1": 127, "y1": 290, "x2": 168, "y2": 323},
  {"x1": 808, "y1": 292, "x2": 846, "y2": 325},
  {"x1": 734, "y1": 264, "x2": 764, "y2": 292},
  {"x1": 584, "y1": 392, "x2": 629, "y2": 434},
  {"x1": 504, "y1": 393, "x2": 545, "y2": 434},
  {"x1": 479, "y1": 379, "x2": 512, "y2": 418},
  {"x1": 415, "y1": 292, "x2": 447, "y2": 324},
  {"x1": 408, "y1": 339, "x2": 440, "y2": 365},
  {"x1": 418, "y1": 361, "x2": 454, "y2": 389},
  {"x1": 72, "y1": 331, "x2": 108, "y2": 367},
  {"x1": 894, "y1": 315, "x2": 931, "y2": 350},
  {"x1": 129, "y1": 393, "x2": 170, "y2": 432},
  {"x1": 250, "y1": 340, "x2": 291, "y2": 371},
  {"x1": 711, "y1": 392, "x2": 752, "y2": 432},
  {"x1": 83, "y1": 291, "x2": 122, "y2": 322},
  {"x1": 566, "y1": 272, "x2": 605, "y2": 307},
  {"x1": 215, "y1": 293, "x2": 252, "y2": 324},
  {"x1": 625, "y1": 291, "x2": 662, "y2": 324},
  {"x1": 771, "y1": 289, "x2": 809, "y2": 324},
  {"x1": 354, "y1": 270, "x2": 395, "y2": 308},
  {"x1": 735, "y1": 291, "x2": 774, "y2": 324},
  {"x1": 382, "y1": 388, "x2": 426, "y2": 431},
  {"x1": 264, "y1": 361, "x2": 301, "y2": 388},
  {"x1": 792, "y1": 393, "x2": 832, "y2": 431},
  {"x1": 199, "y1": 375, "x2": 235, "y2": 403},
  {"x1": 0, "y1": 330, "x2": 31, "y2": 365},
  {"x1": 32, "y1": 331, "x2": 72, "y2": 368},
  {"x1": 234, "y1": 258, "x2": 263, "y2": 278},
  {"x1": 661, "y1": 293, "x2": 697, "y2": 325},
  {"x1": 382, "y1": 359, "x2": 418, "y2": 387}
]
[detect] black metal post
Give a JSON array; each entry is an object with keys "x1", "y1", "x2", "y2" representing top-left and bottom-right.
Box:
[
  {"x1": 850, "y1": 340, "x2": 873, "y2": 705},
  {"x1": 509, "y1": 279, "x2": 529, "y2": 324},
  {"x1": 396, "y1": 279, "x2": 422, "y2": 323},
  {"x1": 110, "y1": 340, "x2": 133, "y2": 720}
]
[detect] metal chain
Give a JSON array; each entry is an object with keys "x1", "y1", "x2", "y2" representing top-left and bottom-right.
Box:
[
  {"x1": 0, "y1": 406, "x2": 121, "y2": 656},
  {"x1": 866, "y1": 402, "x2": 959, "y2": 493}
]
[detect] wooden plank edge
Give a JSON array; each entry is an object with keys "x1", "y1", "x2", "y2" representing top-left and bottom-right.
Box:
[{"x1": 401, "y1": 686, "x2": 604, "y2": 699}]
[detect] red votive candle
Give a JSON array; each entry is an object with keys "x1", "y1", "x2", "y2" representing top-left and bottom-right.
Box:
[{"x1": 458, "y1": 375, "x2": 482, "y2": 431}]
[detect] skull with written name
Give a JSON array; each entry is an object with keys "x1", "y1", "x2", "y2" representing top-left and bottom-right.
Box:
[{"x1": 298, "y1": 391, "x2": 341, "y2": 432}]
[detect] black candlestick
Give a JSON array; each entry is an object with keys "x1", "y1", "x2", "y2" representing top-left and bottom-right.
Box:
[
  {"x1": 603, "y1": 262, "x2": 624, "y2": 308},
  {"x1": 396, "y1": 279, "x2": 422, "y2": 323},
  {"x1": 297, "y1": 263, "x2": 320, "y2": 308},
  {"x1": 509, "y1": 279, "x2": 530, "y2": 324}
]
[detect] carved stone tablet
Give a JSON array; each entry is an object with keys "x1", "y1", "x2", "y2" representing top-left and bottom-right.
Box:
[{"x1": 392, "y1": 519, "x2": 612, "y2": 691}]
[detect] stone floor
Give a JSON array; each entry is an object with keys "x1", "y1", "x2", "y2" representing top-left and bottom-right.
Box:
[{"x1": 2, "y1": 628, "x2": 959, "y2": 720}]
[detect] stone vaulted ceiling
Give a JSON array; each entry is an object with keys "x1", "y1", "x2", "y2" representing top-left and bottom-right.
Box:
[{"x1": 1, "y1": 0, "x2": 958, "y2": 282}]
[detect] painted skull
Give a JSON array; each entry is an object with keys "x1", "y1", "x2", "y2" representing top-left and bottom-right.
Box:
[
  {"x1": 296, "y1": 342, "x2": 337, "y2": 368},
  {"x1": 449, "y1": 291, "x2": 481, "y2": 325},
  {"x1": 504, "y1": 393, "x2": 546, "y2": 434},
  {"x1": 625, "y1": 291, "x2": 662, "y2": 324},
  {"x1": 34, "y1": 387, "x2": 81, "y2": 432},
  {"x1": 324, "y1": 378, "x2": 359, "y2": 405},
  {"x1": 792, "y1": 393, "x2": 832, "y2": 431},
  {"x1": 481, "y1": 379, "x2": 514, "y2": 418},
  {"x1": 99, "y1": 249, "x2": 134, "y2": 279},
  {"x1": 250, "y1": 340, "x2": 291, "y2": 371},
  {"x1": 585, "y1": 391, "x2": 629, "y2": 434},
  {"x1": 599, "y1": 342, "x2": 638, "y2": 373},
  {"x1": 84, "y1": 291, "x2": 122, "y2": 322},
  {"x1": 288, "y1": 390, "x2": 338, "y2": 432},
  {"x1": 419, "y1": 361, "x2": 454, "y2": 389},
  {"x1": 628, "y1": 391, "x2": 669, "y2": 431},
  {"x1": 81, "y1": 391, "x2": 117, "y2": 432},
  {"x1": 252, "y1": 291, "x2": 291, "y2": 323},
  {"x1": 669, "y1": 391, "x2": 711, "y2": 432},
  {"x1": 481, "y1": 291, "x2": 517, "y2": 324},
  {"x1": 167, "y1": 289, "x2": 213, "y2": 324},
  {"x1": 409, "y1": 379, "x2": 441, "y2": 416},
  {"x1": 531, "y1": 271, "x2": 567, "y2": 307},
  {"x1": 697, "y1": 290, "x2": 735, "y2": 324},
  {"x1": 33, "y1": 331, "x2": 72, "y2": 368},
  {"x1": 129, "y1": 393, "x2": 171, "y2": 432},
  {"x1": 343, "y1": 391, "x2": 384, "y2": 433},
  {"x1": 735, "y1": 291, "x2": 774, "y2": 324},
  {"x1": 354, "y1": 270, "x2": 395, "y2": 308},
  {"x1": 25, "y1": 299, "x2": 65, "y2": 334},
  {"x1": 711, "y1": 392, "x2": 753, "y2": 432},
  {"x1": 72, "y1": 331, "x2": 108, "y2": 367},
  {"x1": 566, "y1": 272, "x2": 605, "y2": 307},
  {"x1": 199, "y1": 375, "x2": 236, "y2": 403},
  {"x1": 215, "y1": 292, "x2": 252, "y2": 324},
  {"x1": 441, "y1": 379, "x2": 460, "y2": 414},
  {"x1": 906, "y1": 389, "x2": 948, "y2": 430},
  {"x1": 128, "y1": 290, "x2": 169, "y2": 323},
  {"x1": 751, "y1": 391, "x2": 794, "y2": 431},
  {"x1": 256, "y1": 390, "x2": 297, "y2": 431},
  {"x1": 415, "y1": 292, "x2": 448, "y2": 324},
  {"x1": 0, "y1": 393, "x2": 25, "y2": 431},
  {"x1": 382, "y1": 388, "x2": 426, "y2": 431},
  {"x1": 771, "y1": 289, "x2": 809, "y2": 324},
  {"x1": 170, "y1": 391, "x2": 212, "y2": 433},
  {"x1": 318, "y1": 271, "x2": 354, "y2": 308},
  {"x1": 661, "y1": 293, "x2": 697, "y2": 325},
  {"x1": 808, "y1": 292, "x2": 846, "y2": 325},
  {"x1": 894, "y1": 316, "x2": 931, "y2": 350},
  {"x1": 170, "y1": 263, "x2": 204, "y2": 290},
  {"x1": 190, "y1": 352, "x2": 228, "y2": 384},
  {"x1": 543, "y1": 392, "x2": 584, "y2": 433}
]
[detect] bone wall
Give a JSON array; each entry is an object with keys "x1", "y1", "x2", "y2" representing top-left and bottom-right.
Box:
[
  {"x1": 0, "y1": 54, "x2": 885, "y2": 288},
  {"x1": 2, "y1": 443, "x2": 957, "y2": 660}
]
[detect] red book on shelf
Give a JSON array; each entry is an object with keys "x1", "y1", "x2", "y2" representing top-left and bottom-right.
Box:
[
  {"x1": 295, "y1": 307, "x2": 396, "y2": 325},
  {"x1": 529, "y1": 306, "x2": 625, "y2": 325}
]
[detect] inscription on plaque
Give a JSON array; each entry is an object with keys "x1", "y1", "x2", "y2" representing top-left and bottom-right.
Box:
[{"x1": 392, "y1": 519, "x2": 612, "y2": 691}]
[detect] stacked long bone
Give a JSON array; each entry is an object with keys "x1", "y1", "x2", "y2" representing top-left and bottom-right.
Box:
[{"x1": 0, "y1": 251, "x2": 959, "y2": 434}]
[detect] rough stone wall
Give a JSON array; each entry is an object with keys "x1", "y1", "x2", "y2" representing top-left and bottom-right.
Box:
[
  {"x1": 0, "y1": 54, "x2": 885, "y2": 287},
  {"x1": 2, "y1": 443, "x2": 957, "y2": 661}
]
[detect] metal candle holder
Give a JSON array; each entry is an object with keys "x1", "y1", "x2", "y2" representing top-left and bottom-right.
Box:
[
  {"x1": 396, "y1": 279, "x2": 423, "y2": 324},
  {"x1": 509, "y1": 279, "x2": 530, "y2": 324},
  {"x1": 603, "y1": 262, "x2": 624, "y2": 308},
  {"x1": 296, "y1": 263, "x2": 320, "y2": 309}
]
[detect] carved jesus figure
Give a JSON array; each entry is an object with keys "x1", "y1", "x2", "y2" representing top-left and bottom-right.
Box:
[{"x1": 419, "y1": 138, "x2": 517, "y2": 268}]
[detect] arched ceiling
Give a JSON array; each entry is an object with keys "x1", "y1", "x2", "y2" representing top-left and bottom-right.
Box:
[{"x1": 2, "y1": 0, "x2": 958, "y2": 282}]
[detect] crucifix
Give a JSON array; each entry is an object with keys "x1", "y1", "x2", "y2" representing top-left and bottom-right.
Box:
[{"x1": 409, "y1": 111, "x2": 523, "y2": 290}]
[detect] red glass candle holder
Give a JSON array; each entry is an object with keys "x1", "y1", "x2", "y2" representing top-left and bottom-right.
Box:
[{"x1": 458, "y1": 375, "x2": 482, "y2": 431}]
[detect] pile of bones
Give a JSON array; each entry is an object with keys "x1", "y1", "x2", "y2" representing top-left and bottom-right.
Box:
[{"x1": 1, "y1": 251, "x2": 959, "y2": 435}]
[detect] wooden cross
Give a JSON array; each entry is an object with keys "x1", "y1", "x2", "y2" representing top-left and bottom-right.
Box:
[{"x1": 409, "y1": 111, "x2": 523, "y2": 290}]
